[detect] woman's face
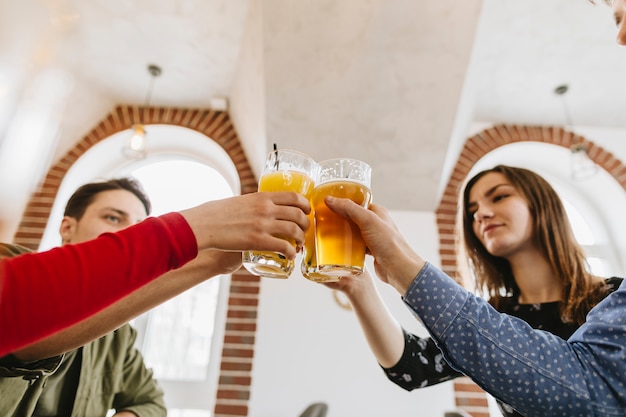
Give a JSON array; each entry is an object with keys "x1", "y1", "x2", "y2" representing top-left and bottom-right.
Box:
[{"x1": 467, "y1": 172, "x2": 535, "y2": 259}]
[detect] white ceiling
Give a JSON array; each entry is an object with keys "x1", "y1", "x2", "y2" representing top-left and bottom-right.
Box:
[
  {"x1": 1, "y1": 0, "x2": 625, "y2": 216},
  {"x1": 471, "y1": 0, "x2": 626, "y2": 128}
]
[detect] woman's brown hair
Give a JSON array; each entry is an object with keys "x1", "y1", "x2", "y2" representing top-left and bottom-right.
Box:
[{"x1": 459, "y1": 165, "x2": 607, "y2": 325}]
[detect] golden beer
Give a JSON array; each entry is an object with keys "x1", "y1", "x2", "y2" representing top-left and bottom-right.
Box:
[
  {"x1": 312, "y1": 179, "x2": 372, "y2": 276},
  {"x1": 301, "y1": 210, "x2": 337, "y2": 282}
]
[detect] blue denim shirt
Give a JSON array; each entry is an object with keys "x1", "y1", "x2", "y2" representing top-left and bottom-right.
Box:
[{"x1": 403, "y1": 262, "x2": 626, "y2": 417}]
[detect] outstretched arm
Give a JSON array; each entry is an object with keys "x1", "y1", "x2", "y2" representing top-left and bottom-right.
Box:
[
  {"x1": 324, "y1": 272, "x2": 405, "y2": 368},
  {"x1": 325, "y1": 271, "x2": 462, "y2": 389},
  {"x1": 1, "y1": 191, "x2": 309, "y2": 358},
  {"x1": 324, "y1": 196, "x2": 626, "y2": 416},
  {"x1": 12, "y1": 249, "x2": 240, "y2": 360},
  {"x1": 405, "y1": 263, "x2": 600, "y2": 416},
  {"x1": 1, "y1": 213, "x2": 196, "y2": 359}
]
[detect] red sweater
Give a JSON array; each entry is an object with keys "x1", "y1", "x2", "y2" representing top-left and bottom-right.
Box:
[{"x1": 0, "y1": 212, "x2": 198, "y2": 356}]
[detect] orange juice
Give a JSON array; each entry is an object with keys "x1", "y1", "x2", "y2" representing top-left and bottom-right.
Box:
[
  {"x1": 259, "y1": 170, "x2": 314, "y2": 246},
  {"x1": 244, "y1": 170, "x2": 315, "y2": 278},
  {"x1": 259, "y1": 170, "x2": 315, "y2": 195},
  {"x1": 311, "y1": 180, "x2": 372, "y2": 276}
]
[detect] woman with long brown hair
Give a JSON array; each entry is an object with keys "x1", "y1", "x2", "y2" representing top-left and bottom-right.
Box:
[
  {"x1": 462, "y1": 165, "x2": 612, "y2": 332},
  {"x1": 326, "y1": 165, "x2": 622, "y2": 416}
]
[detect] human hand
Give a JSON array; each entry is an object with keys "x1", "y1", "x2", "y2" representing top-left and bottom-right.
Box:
[
  {"x1": 180, "y1": 192, "x2": 310, "y2": 260},
  {"x1": 323, "y1": 197, "x2": 425, "y2": 294},
  {"x1": 198, "y1": 249, "x2": 243, "y2": 275},
  {"x1": 323, "y1": 269, "x2": 377, "y2": 301}
]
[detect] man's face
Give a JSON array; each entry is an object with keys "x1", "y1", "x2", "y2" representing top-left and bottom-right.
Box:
[
  {"x1": 60, "y1": 189, "x2": 148, "y2": 244},
  {"x1": 614, "y1": 0, "x2": 626, "y2": 45}
]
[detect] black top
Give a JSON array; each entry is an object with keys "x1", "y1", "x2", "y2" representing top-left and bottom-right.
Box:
[{"x1": 382, "y1": 277, "x2": 623, "y2": 417}]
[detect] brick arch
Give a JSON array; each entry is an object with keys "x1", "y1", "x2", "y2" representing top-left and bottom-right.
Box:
[
  {"x1": 14, "y1": 105, "x2": 262, "y2": 417},
  {"x1": 436, "y1": 124, "x2": 626, "y2": 417}
]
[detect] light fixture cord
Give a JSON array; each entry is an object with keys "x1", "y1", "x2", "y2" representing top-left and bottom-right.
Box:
[
  {"x1": 559, "y1": 95, "x2": 573, "y2": 127},
  {"x1": 144, "y1": 74, "x2": 157, "y2": 108},
  {"x1": 554, "y1": 84, "x2": 581, "y2": 147},
  {"x1": 141, "y1": 65, "x2": 161, "y2": 120}
]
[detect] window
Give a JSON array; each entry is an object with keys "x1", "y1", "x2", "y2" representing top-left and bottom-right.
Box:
[
  {"x1": 562, "y1": 199, "x2": 611, "y2": 276},
  {"x1": 40, "y1": 124, "x2": 243, "y2": 417},
  {"x1": 129, "y1": 159, "x2": 234, "y2": 415}
]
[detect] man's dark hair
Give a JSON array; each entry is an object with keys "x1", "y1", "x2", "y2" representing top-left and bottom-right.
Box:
[{"x1": 64, "y1": 177, "x2": 152, "y2": 220}]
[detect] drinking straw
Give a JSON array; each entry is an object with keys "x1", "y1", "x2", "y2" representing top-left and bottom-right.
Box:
[{"x1": 273, "y1": 143, "x2": 279, "y2": 169}]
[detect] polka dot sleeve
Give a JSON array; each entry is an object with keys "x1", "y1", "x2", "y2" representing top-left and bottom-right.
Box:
[{"x1": 381, "y1": 328, "x2": 462, "y2": 390}]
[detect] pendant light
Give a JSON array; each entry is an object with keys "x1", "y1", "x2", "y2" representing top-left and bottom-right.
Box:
[
  {"x1": 123, "y1": 64, "x2": 162, "y2": 159},
  {"x1": 554, "y1": 84, "x2": 597, "y2": 181}
]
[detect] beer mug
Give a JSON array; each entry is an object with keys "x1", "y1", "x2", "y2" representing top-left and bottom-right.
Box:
[
  {"x1": 310, "y1": 158, "x2": 372, "y2": 277},
  {"x1": 301, "y1": 211, "x2": 337, "y2": 282},
  {"x1": 242, "y1": 149, "x2": 317, "y2": 278}
]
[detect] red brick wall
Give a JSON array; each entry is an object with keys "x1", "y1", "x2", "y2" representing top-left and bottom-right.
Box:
[
  {"x1": 13, "y1": 105, "x2": 259, "y2": 417},
  {"x1": 438, "y1": 124, "x2": 626, "y2": 417}
]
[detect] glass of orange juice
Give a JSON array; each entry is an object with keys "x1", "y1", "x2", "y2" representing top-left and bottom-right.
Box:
[
  {"x1": 242, "y1": 149, "x2": 317, "y2": 278},
  {"x1": 311, "y1": 158, "x2": 372, "y2": 278}
]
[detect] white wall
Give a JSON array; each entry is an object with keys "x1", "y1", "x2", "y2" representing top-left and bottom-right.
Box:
[
  {"x1": 249, "y1": 210, "x2": 457, "y2": 417},
  {"x1": 229, "y1": 0, "x2": 267, "y2": 178}
]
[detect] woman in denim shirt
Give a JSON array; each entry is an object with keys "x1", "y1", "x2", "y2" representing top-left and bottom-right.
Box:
[{"x1": 326, "y1": 165, "x2": 622, "y2": 416}]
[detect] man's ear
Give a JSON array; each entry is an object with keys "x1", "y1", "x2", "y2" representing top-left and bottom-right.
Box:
[{"x1": 59, "y1": 216, "x2": 77, "y2": 244}]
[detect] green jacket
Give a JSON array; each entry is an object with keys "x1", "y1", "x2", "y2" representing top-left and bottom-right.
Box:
[{"x1": 0, "y1": 243, "x2": 166, "y2": 417}]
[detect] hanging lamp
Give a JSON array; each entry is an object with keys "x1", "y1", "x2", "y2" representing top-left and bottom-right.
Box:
[
  {"x1": 554, "y1": 84, "x2": 597, "y2": 181},
  {"x1": 123, "y1": 64, "x2": 162, "y2": 159}
]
